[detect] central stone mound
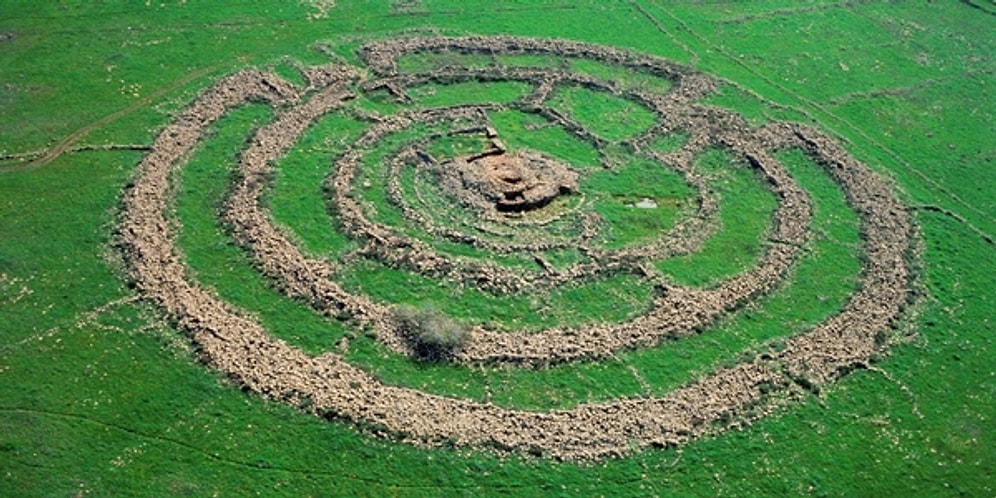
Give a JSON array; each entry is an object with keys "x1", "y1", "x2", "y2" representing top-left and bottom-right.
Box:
[{"x1": 438, "y1": 149, "x2": 579, "y2": 216}]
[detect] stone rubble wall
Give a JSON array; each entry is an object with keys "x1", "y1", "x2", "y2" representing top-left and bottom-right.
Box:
[{"x1": 118, "y1": 37, "x2": 915, "y2": 460}]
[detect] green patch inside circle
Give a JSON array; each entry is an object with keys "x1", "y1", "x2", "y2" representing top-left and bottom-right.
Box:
[
  {"x1": 582, "y1": 155, "x2": 696, "y2": 249},
  {"x1": 547, "y1": 85, "x2": 658, "y2": 142}
]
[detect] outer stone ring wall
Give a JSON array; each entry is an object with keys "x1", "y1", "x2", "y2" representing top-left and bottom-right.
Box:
[{"x1": 118, "y1": 37, "x2": 916, "y2": 460}]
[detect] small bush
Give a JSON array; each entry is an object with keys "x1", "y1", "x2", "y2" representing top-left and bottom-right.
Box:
[{"x1": 393, "y1": 304, "x2": 471, "y2": 360}]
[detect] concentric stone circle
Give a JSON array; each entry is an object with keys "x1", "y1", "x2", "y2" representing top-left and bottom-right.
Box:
[{"x1": 118, "y1": 36, "x2": 916, "y2": 460}]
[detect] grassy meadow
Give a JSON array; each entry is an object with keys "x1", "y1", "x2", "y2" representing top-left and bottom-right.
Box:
[{"x1": 0, "y1": 1, "x2": 993, "y2": 496}]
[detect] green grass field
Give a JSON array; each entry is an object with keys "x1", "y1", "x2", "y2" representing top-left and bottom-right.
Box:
[{"x1": 1, "y1": 1, "x2": 993, "y2": 496}]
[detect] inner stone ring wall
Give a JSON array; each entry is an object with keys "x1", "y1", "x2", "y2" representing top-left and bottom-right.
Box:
[{"x1": 118, "y1": 36, "x2": 915, "y2": 460}]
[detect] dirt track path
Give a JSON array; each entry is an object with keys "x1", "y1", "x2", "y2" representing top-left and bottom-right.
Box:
[{"x1": 0, "y1": 64, "x2": 225, "y2": 174}]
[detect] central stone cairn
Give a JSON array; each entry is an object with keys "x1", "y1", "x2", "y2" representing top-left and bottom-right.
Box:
[{"x1": 434, "y1": 129, "x2": 579, "y2": 216}]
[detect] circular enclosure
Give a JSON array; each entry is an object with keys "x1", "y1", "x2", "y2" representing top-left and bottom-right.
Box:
[{"x1": 118, "y1": 36, "x2": 916, "y2": 460}]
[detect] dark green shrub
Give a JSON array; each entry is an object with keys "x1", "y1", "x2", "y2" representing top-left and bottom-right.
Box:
[{"x1": 392, "y1": 304, "x2": 471, "y2": 360}]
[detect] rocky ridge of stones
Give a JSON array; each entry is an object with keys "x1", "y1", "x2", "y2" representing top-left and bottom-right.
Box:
[
  {"x1": 118, "y1": 37, "x2": 915, "y2": 460},
  {"x1": 228, "y1": 38, "x2": 813, "y2": 364}
]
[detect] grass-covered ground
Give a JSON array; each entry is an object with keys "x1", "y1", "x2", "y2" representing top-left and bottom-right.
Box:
[{"x1": 1, "y1": 1, "x2": 993, "y2": 496}]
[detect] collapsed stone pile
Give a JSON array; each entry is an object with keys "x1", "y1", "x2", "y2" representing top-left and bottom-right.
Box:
[{"x1": 118, "y1": 37, "x2": 916, "y2": 460}]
